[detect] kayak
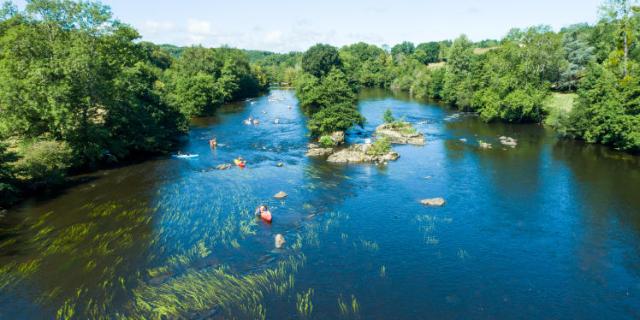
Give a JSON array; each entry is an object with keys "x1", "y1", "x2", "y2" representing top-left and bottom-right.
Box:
[
  {"x1": 173, "y1": 154, "x2": 199, "y2": 159},
  {"x1": 260, "y1": 210, "x2": 272, "y2": 223},
  {"x1": 234, "y1": 159, "x2": 246, "y2": 168}
]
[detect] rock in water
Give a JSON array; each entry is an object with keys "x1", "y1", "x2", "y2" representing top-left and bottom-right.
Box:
[
  {"x1": 306, "y1": 143, "x2": 334, "y2": 157},
  {"x1": 375, "y1": 122, "x2": 425, "y2": 145},
  {"x1": 216, "y1": 164, "x2": 232, "y2": 170},
  {"x1": 499, "y1": 136, "x2": 518, "y2": 148},
  {"x1": 274, "y1": 191, "x2": 288, "y2": 199},
  {"x1": 421, "y1": 198, "x2": 446, "y2": 207},
  {"x1": 276, "y1": 162, "x2": 284, "y2": 167},
  {"x1": 478, "y1": 141, "x2": 492, "y2": 149},
  {"x1": 327, "y1": 144, "x2": 399, "y2": 163},
  {"x1": 275, "y1": 234, "x2": 285, "y2": 249},
  {"x1": 330, "y1": 131, "x2": 345, "y2": 145}
]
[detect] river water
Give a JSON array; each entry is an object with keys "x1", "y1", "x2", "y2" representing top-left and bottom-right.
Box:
[{"x1": 1, "y1": 89, "x2": 639, "y2": 319}]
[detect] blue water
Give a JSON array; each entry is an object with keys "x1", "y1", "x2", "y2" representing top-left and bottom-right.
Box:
[{"x1": 0, "y1": 89, "x2": 639, "y2": 319}]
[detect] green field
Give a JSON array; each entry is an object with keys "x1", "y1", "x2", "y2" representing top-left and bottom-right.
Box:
[{"x1": 544, "y1": 93, "x2": 577, "y2": 127}]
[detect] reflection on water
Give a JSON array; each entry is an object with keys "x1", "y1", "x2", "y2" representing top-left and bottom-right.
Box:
[{"x1": 0, "y1": 89, "x2": 639, "y2": 319}]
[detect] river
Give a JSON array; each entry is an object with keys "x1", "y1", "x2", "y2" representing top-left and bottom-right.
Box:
[{"x1": 1, "y1": 89, "x2": 639, "y2": 319}]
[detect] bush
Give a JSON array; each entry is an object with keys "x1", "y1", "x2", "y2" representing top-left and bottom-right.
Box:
[
  {"x1": 318, "y1": 135, "x2": 335, "y2": 148},
  {"x1": 383, "y1": 109, "x2": 395, "y2": 123},
  {"x1": 307, "y1": 103, "x2": 365, "y2": 136},
  {"x1": 14, "y1": 140, "x2": 74, "y2": 187},
  {"x1": 367, "y1": 137, "x2": 392, "y2": 156}
]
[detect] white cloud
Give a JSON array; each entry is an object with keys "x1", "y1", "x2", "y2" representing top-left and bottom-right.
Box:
[
  {"x1": 264, "y1": 30, "x2": 283, "y2": 43},
  {"x1": 135, "y1": 18, "x2": 392, "y2": 52},
  {"x1": 140, "y1": 20, "x2": 175, "y2": 35},
  {"x1": 187, "y1": 19, "x2": 212, "y2": 35}
]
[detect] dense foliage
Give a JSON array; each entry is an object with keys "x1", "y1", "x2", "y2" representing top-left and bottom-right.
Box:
[
  {"x1": 164, "y1": 46, "x2": 268, "y2": 117},
  {"x1": 0, "y1": 0, "x2": 267, "y2": 207}
]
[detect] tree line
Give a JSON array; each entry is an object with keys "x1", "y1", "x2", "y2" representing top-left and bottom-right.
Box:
[
  {"x1": 0, "y1": 0, "x2": 267, "y2": 207},
  {"x1": 258, "y1": 0, "x2": 640, "y2": 153}
]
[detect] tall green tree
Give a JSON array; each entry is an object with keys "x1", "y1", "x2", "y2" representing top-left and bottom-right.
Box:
[{"x1": 301, "y1": 44, "x2": 342, "y2": 78}]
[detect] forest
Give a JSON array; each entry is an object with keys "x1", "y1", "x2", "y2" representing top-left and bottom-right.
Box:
[{"x1": 1, "y1": 0, "x2": 639, "y2": 208}]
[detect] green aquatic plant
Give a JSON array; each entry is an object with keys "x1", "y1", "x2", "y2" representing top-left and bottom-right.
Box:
[
  {"x1": 351, "y1": 294, "x2": 360, "y2": 314},
  {"x1": 380, "y1": 265, "x2": 386, "y2": 278},
  {"x1": 296, "y1": 288, "x2": 314, "y2": 318},
  {"x1": 338, "y1": 295, "x2": 349, "y2": 315},
  {"x1": 426, "y1": 236, "x2": 440, "y2": 245},
  {"x1": 132, "y1": 254, "x2": 306, "y2": 319},
  {"x1": 359, "y1": 239, "x2": 380, "y2": 252}
]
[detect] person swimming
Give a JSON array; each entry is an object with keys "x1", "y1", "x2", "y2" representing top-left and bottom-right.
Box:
[
  {"x1": 255, "y1": 205, "x2": 272, "y2": 222},
  {"x1": 209, "y1": 137, "x2": 217, "y2": 149}
]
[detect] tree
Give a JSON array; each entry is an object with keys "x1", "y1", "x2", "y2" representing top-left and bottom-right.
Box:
[
  {"x1": 301, "y1": 44, "x2": 342, "y2": 78},
  {"x1": 559, "y1": 24, "x2": 596, "y2": 90},
  {"x1": 442, "y1": 35, "x2": 475, "y2": 107},
  {"x1": 295, "y1": 68, "x2": 357, "y2": 115},
  {"x1": 391, "y1": 41, "x2": 415, "y2": 59},
  {"x1": 599, "y1": 0, "x2": 639, "y2": 77},
  {"x1": 564, "y1": 62, "x2": 640, "y2": 151},
  {"x1": 307, "y1": 103, "x2": 365, "y2": 136},
  {"x1": 339, "y1": 42, "x2": 391, "y2": 87},
  {"x1": 414, "y1": 42, "x2": 440, "y2": 64}
]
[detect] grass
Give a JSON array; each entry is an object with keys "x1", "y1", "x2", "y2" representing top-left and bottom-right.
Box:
[
  {"x1": 544, "y1": 92, "x2": 577, "y2": 127},
  {"x1": 427, "y1": 61, "x2": 446, "y2": 70},
  {"x1": 473, "y1": 47, "x2": 498, "y2": 55}
]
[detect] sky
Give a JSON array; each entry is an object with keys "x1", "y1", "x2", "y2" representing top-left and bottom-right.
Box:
[{"x1": 16, "y1": 0, "x2": 604, "y2": 52}]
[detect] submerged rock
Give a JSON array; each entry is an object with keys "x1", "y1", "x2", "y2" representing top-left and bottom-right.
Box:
[
  {"x1": 375, "y1": 122, "x2": 425, "y2": 145},
  {"x1": 216, "y1": 163, "x2": 232, "y2": 170},
  {"x1": 276, "y1": 162, "x2": 284, "y2": 167},
  {"x1": 275, "y1": 234, "x2": 286, "y2": 249},
  {"x1": 327, "y1": 144, "x2": 399, "y2": 164},
  {"x1": 499, "y1": 136, "x2": 518, "y2": 148},
  {"x1": 478, "y1": 141, "x2": 492, "y2": 149},
  {"x1": 274, "y1": 191, "x2": 288, "y2": 199},
  {"x1": 421, "y1": 198, "x2": 446, "y2": 207}
]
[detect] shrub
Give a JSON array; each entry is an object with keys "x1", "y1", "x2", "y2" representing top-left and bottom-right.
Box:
[
  {"x1": 383, "y1": 109, "x2": 395, "y2": 123},
  {"x1": 318, "y1": 135, "x2": 335, "y2": 148},
  {"x1": 367, "y1": 137, "x2": 392, "y2": 156},
  {"x1": 14, "y1": 140, "x2": 74, "y2": 187},
  {"x1": 307, "y1": 103, "x2": 365, "y2": 136}
]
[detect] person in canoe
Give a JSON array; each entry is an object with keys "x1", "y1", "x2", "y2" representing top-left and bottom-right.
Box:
[
  {"x1": 209, "y1": 137, "x2": 217, "y2": 149},
  {"x1": 234, "y1": 157, "x2": 246, "y2": 168},
  {"x1": 255, "y1": 205, "x2": 272, "y2": 222}
]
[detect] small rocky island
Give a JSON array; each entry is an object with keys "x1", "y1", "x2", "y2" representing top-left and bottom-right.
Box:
[
  {"x1": 375, "y1": 122, "x2": 425, "y2": 145},
  {"x1": 306, "y1": 130, "x2": 399, "y2": 164},
  {"x1": 327, "y1": 143, "x2": 399, "y2": 163}
]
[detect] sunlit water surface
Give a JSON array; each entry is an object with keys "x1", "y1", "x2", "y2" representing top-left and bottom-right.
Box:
[{"x1": 1, "y1": 89, "x2": 639, "y2": 319}]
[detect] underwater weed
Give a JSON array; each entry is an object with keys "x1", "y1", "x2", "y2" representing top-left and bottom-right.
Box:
[{"x1": 296, "y1": 288, "x2": 314, "y2": 318}]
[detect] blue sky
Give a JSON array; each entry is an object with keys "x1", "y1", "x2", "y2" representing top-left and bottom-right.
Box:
[{"x1": 18, "y1": 0, "x2": 604, "y2": 52}]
